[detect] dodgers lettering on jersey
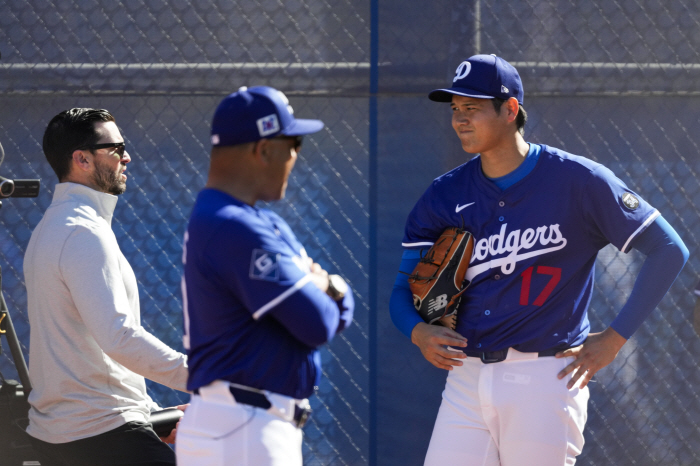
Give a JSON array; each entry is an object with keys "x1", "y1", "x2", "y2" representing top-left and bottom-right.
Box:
[
  {"x1": 182, "y1": 189, "x2": 353, "y2": 399},
  {"x1": 403, "y1": 145, "x2": 658, "y2": 352}
]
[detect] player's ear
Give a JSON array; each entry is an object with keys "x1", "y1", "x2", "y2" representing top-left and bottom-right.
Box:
[
  {"x1": 71, "y1": 149, "x2": 92, "y2": 172},
  {"x1": 505, "y1": 97, "x2": 520, "y2": 123},
  {"x1": 252, "y1": 139, "x2": 270, "y2": 164}
]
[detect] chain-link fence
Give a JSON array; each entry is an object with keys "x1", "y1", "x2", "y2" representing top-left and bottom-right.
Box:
[{"x1": 2, "y1": 0, "x2": 700, "y2": 465}]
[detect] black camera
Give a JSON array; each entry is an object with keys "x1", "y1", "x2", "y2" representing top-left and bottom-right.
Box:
[
  {"x1": 0, "y1": 177, "x2": 40, "y2": 199},
  {"x1": 0, "y1": 142, "x2": 40, "y2": 203}
]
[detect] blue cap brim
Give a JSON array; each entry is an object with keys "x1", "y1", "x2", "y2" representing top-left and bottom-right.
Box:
[
  {"x1": 281, "y1": 118, "x2": 324, "y2": 136},
  {"x1": 428, "y1": 88, "x2": 495, "y2": 102}
]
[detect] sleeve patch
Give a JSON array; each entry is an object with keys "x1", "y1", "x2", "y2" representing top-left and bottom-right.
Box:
[
  {"x1": 622, "y1": 193, "x2": 640, "y2": 210},
  {"x1": 249, "y1": 249, "x2": 280, "y2": 281}
]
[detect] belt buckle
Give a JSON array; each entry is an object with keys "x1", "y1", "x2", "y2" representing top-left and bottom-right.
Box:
[{"x1": 481, "y1": 350, "x2": 507, "y2": 364}]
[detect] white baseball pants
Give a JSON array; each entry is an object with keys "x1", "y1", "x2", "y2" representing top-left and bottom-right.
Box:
[
  {"x1": 424, "y1": 349, "x2": 589, "y2": 466},
  {"x1": 175, "y1": 381, "x2": 303, "y2": 466}
]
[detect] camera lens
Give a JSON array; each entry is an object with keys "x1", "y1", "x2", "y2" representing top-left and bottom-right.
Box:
[{"x1": 0, "y1": 177, "x2": 15, "y2": 198}]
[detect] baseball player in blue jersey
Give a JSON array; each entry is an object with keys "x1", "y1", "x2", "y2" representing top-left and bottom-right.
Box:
[
  {"x1": 175, "y1": 86, "x2": 354, "y2": 466},
  {"x1": 389, "y1": 55, "x2": 688, "y2": 465}
]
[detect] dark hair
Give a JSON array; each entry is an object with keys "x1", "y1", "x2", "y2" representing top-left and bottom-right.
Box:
[
  {"x1": 42, "y1": 108, "x2": 115, "y2": 181},
  {"x1": 492, "y1": 99, "x2": 527, "y2": 135}
]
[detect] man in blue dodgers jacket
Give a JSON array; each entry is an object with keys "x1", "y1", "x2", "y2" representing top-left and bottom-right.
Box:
[
  {"x1": 176, "y1": 86, "x2": 354, "y2": 466},
  {"x1": 390, "y1": 55, "x2": 688, "y2": 465}
]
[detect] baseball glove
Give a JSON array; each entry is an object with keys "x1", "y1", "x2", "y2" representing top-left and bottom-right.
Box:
[{"x1": 407, "y1": 227, "x2": 474, "y2": 329}]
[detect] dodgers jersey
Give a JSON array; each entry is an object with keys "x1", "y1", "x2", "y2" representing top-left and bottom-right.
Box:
[
  {"x1": 403, "y1": 144, "x2": 658, "y2": 352},
  {"x1": 183, "y1": 189, "x2": 353, "y2": 399}
]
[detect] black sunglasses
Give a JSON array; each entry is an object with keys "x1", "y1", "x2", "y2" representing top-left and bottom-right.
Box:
[
  {"x1": 79, "y1": 142, "x2": 126, "y2": 157},
  {"x1": 271, "y1": 135, "x2": 303, "y2": 151}
]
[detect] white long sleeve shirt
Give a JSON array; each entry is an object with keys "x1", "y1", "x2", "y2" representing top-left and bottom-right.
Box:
[{"x1": 24, "y1": 182, "x2": 188, "y2": 443}]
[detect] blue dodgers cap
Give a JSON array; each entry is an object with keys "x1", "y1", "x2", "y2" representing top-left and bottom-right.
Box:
[
  {"x1": 211, "y1": 86, "x2": 324, "y2": 146},
  {"x1": 429, "y1": 55, "x2": 524, "y2": 105}
]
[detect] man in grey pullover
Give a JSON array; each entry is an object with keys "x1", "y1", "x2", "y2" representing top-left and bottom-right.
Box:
[{"x1": 23, "y1": 108, "x2": 188, "y2": 466}]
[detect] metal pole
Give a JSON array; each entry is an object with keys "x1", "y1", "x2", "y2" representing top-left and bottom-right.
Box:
[
  {"x1": 0, "y1": 266, "x2": 32, "y2": 394},
  {"x1": 474, "y1": 0, "x2": 481, "y2": 55}
]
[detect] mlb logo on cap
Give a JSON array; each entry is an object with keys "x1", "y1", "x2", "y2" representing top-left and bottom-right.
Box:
[
  {"x1": 429, "y1": 54, "x2": 524, "y2": 105},
  {"x1": 211, "y1": 86, "x2": 325, "y2": 147},
  {"x1": 257, "y1": 114, "x2": 280, "y2": 137}
]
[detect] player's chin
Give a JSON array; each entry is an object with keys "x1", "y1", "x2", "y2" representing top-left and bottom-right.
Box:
[
  {"x1": 457, "y1": 138, "x2": 481, "y2": 154},
  {"x1": 110, "y1": 182, "x2": 127, "y2": 196},
  {"x1": 460, "y1": 144, "x2": 481, "y2": 155}
]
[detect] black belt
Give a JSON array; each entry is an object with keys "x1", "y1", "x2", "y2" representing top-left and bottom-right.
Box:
[
  {"x1": 464, "y1": 347, "x2": 563, "y2": 364},
  {"x1": 194, "y1": 385, "x2": 311, "y2": 428}
]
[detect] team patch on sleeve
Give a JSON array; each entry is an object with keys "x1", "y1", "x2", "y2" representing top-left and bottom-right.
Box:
[
  {"x1": 622, "y1": 193, "x2": 640, "y2": 210},
  {"x1": 250, "y1": 249, "x2": 280, "y2": 281}
]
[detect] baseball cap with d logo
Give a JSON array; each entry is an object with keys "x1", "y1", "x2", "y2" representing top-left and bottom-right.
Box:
[
  {"x1": 429, "y1": 54, "x2": 524, "y2": 105},
  {"x1": 211, "y1": 86, "x2": 324, "y2": 146}
]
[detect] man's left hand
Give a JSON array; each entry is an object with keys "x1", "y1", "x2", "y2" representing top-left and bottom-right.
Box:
[
  {"x1": 158, "y1": 404, "x2": 189, "y2": 444},
  {"x1": 555, "y1": 327, "x2": 627, "y2": 389}
]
